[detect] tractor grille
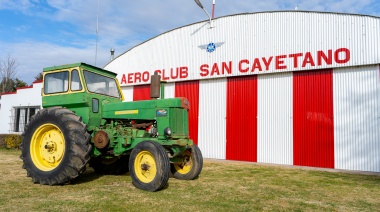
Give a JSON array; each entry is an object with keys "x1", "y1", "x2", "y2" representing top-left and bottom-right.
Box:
[{"x1": 169, "y1": 108, "x2": 188, "y2": 136}]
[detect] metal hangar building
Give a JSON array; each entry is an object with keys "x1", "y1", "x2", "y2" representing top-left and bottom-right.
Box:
[{"x1": 105, "y1": 11, "x2": 380, "y2": 173}]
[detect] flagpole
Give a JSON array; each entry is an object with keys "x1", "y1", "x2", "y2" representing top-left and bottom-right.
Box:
[{"x1": 212, "y1": 0, "x2": 215, "y2": 19}]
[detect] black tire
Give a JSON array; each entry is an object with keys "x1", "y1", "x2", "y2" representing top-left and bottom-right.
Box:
[
  {"x1": 89, "y1": 155, "x2": 129, "y2": 175},
  {"x1": 129, "y1": 141, "x2": 170, "y2": 192},
  {"x1": 20, "y1": 107, "x2": 91, "y2": 185},
  {"x1": 171, "y1": 144, "x2": 203, "y2": 180}
]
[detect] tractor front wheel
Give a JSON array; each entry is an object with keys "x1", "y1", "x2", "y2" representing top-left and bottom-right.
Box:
[
  {"x1": 129, "y1": 141, "x2": 170, "y2": 192},
  {"x1": 171, "y1": 144, "x2": 203, "y2": 180},
  {"x1": 20, "y1": 107, "x2": 91, "y2": 185}
]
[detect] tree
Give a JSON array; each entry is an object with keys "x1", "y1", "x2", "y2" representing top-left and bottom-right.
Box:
[
  {"x1": 34, "y1": 72, "x2": 43, "y2": 81},
  {"x1": 0, "y1": 54, "x2": 27, "y2": 93},
  {"x1": 0, "y1": 77, "x2": 28, "y2": 93},
  {"x1": 14, "y1": 78, "x2": 28, "y2": 89}
]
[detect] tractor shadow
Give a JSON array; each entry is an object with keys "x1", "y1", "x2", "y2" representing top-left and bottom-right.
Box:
[
  {"x1": 68, "y1": 165, "x2": 135, "y2": 186},
  {"x1": 68, "y1": 165, "x2": 134, "y2": 185},
  {"x1": 68, "y1": 168, "x2": 103, "y2": 185}
]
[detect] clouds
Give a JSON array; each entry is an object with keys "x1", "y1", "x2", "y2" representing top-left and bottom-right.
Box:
[
  {"x1": 295, "y1": 0, "x2": 375, "y2": 14},
  {"x1": 0, "y1": 0, "x2": 34, "y2": 12},
  {"x1": 0, "y1": 41, "x2": 98, "y2": 83},
  {"x1": 0, "y1": 0, "x2": 379, "y2": 84}
]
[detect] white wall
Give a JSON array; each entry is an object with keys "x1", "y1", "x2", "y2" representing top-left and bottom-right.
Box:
[
  {"x1": 333, "y1": 65, "x2": 380, "y2": 172},
  {"x1": 198, "y1": 78, "x2": 227, "y2": 159},
  {"x1": 258, "y1": 72, "x2": 293, "y2": 165},
  {"x1": 0, "y1": 82, "x2": 42, "y2": 134}
]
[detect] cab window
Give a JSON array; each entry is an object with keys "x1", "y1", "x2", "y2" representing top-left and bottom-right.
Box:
[
  {"x1": 71, "y1": 69, "x2": 82, "y2": 91},
  {"x1": 84, "y1": 70, "x2": 120, "y2": 98},
  {"x1": 44, "y1": 71, "x2": 69, "y2": 94}
]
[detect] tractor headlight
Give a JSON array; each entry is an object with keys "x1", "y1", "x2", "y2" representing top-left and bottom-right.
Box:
[{"x1": 164, "y1": 127, "x2": 172, "y2": 137}]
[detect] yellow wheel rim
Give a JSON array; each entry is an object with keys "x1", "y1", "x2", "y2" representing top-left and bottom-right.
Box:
[
  {"x1": 30, "y1": 124, "x2": 65, "y2": 171},
  {"x1": 134, "y1": 151, "x2": 157, "y2": 183},
  {"x1": 174, "y1": 150, "x2": 192, "y2": 174}
]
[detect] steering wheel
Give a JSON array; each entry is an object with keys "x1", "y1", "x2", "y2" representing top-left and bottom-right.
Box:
[{"x1": 95, "y1": 89, "x2": 107, "y2": 95}]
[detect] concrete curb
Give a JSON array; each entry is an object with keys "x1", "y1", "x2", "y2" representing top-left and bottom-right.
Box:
[{"x1": 204, "y1": 158, "x2": 380, "y2": 176}]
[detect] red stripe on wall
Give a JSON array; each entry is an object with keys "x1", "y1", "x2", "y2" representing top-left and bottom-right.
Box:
[
  {"x1": 293, "y1": 69, "x2": 334, "y2": 168},
  {"x1": 226, "y1": 76, "x2": 257, "y2": 162},
  {"x1": 133, "y1": 84, "x2": 150, "y2": 101},
  {"x1": 175, "y1": 81, "x2": 200, "y2": 145}
]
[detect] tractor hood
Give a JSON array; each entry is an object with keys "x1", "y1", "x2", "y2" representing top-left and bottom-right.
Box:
[{"x1": 102, "y1": 97, "x2": 189, "y2": 120}]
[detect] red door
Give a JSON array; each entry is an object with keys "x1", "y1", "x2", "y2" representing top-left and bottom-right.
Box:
[
  {"x1": 133, "y1": 84, "x2": 150, "y2": 101},
  {"x1": 293, "y1": 69, "x2": 334, "y2": 168},
  {"x1": 226, "y1": 76, "x2": 258, "y2": 162}
]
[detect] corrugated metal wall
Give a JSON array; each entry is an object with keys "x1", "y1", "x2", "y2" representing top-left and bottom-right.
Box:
[
  {"x1": 164, "y1": 82, "x2": 175, "y2": 99},
  {"x1": 121, "y1": 86, "x2": 133, "y2": 102},
  {"x1": 258, "y1": 72, "x2": 293, "y2": 165},
  {"x1": 127, "y1": 65, "x2": 379, "y2": 172},
  {"x1": 334, "y1": 65, "x2": 380, "y2": 172},
  {"x1": 133, "y1": 84, "x2": 150, "y2": 101},
  {"x1": 198, "y1": 78, "x2": 227, "y2": 159},
  {"x1": 175, "y1": 81, "x2": 200, "y2": 145},
  {"x1": 226, "y1": 76, "x2": 258, "y2": 162},
  {"x1": 293, "y1": 69, "x2": 334, "y2": 168}
]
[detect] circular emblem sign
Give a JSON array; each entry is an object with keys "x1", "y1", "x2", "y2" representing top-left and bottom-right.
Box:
[{"x1": 207, "y1": 43, "x2": 216, "y2": 53}]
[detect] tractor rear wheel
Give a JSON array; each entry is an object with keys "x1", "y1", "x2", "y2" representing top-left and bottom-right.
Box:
[
  {"x1": 89, "y1": 155, "x2": 129, "y2": 175},
  {"x1": 171, "y1": 144, "x2": 203, "y2": 180},
  {"x1": 20, "y1": 107, "x2": 91, "y2": 185},
  {"x1": 129, "y1": 141, "x2": 170, "y2": 192}
]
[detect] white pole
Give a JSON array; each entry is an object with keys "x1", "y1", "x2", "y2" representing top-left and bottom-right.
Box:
[{"x1": 95, "y1": 0, "x2": 99, "y2": 66}]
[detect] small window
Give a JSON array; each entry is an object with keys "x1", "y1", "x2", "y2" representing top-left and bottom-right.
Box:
[
  {"x1": 44, "y1": 71, "x2": 69, "y2": 94},
  {"x1": 92, "y1": 98, "x2": 99, "y2": 113},
  {"x1": 11, "y1": 106, "x2": 40, "y2": 133},
  {"x1": 71, "y1": 69, "x2": 82, "y2": 91}
]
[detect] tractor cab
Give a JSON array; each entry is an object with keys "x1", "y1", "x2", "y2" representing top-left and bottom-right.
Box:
[{"x1": 42, "y1": 63, "x2": 124, "y2": 128}]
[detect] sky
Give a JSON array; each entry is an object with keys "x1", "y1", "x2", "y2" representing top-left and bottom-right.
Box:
[{"x1": 0, "y1": 0, "x2": 379, "y2": 85}]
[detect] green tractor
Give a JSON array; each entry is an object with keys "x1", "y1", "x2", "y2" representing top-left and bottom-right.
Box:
[{"x1": 20, "y1": 63, "x2": 203, "y2": 192}]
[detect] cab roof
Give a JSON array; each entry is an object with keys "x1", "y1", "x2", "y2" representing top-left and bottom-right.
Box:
[{"x1": 43, "y1": 62, "x2": 118, "y2": 77}]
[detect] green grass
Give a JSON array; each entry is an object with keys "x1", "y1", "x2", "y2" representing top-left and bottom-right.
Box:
[{"x1": 1, "y1": 148, "x2": 379, "y2": 211}]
